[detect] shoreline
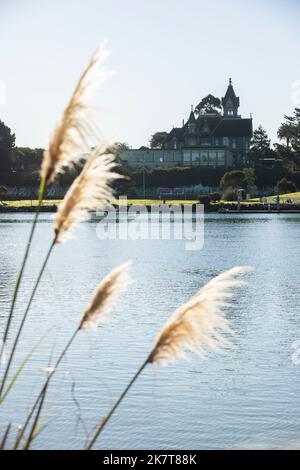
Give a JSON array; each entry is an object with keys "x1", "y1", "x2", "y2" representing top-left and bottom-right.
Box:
[{"x1": 1, "y1": 204, "x2": 300, "y2": 214}]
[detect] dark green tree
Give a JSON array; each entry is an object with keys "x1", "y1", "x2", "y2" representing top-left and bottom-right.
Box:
[
  {"x1": 0, "y1": 185, "x2": 7, "y2": 205},
  {"x1": 220, "y1": 170, "x2": 246, "y2": 190},
  {"x1": 278, "y1": 108, "x2": 300, "y2": 147},
  {"x1": 277, "y1": 123, "x2": 295, "y2": 147},
  {"x1": 277, "y1": 177, "x2": 297, "y2": 195},
  {"x1": 277, "y1": 108, "x2": 300, "y2": 171},
  {"x1": 242, "y1": 168, "x2": 256, "y2": 188},
  {"x1": 249, "y1": 125, "x2": 275, "y2": 164},
  {"x1": 210, "y1": 192, "x2": 221, "y2": 202},
  {"x1": 111, "y1": 142, "x2": 131, "y2": 162},
  {"x1": 0, "y1": 120, "x2": 16, "y2": 178},
  {"x1": 108, "y1": 142, "x2": 135, "y2": 196},
  {"x1": 149, "y1": 132, "x2": 168, "y2": 149},
  {"x1": 222, "y1": 187, "x2": 239, "y2": 201},
  {"x1": 12, "y1": 147, "x2": 44, "y2": 169},
  {"x1": 220, "y1": 169, "x2": 255, "y2": 199},
  {"x1": 195, "y1": 95, "x2": 222, "y2": 116},
  {"x1": 251, "y1": 125, "x2": 271, "y2": 149}
]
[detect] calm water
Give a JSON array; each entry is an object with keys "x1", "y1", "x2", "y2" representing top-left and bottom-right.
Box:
[{"x1": 0, "y1": 212, "x2": 300, "y2": 450}]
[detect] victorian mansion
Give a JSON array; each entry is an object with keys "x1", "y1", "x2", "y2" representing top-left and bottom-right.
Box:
[{"x1": 120, "y1": 79, "x2": 253, "y2": 169}]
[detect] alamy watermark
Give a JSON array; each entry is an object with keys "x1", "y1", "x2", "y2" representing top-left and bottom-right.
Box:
[{"x1": 95, "y1": 197, "x2": 204, "y2": 251}]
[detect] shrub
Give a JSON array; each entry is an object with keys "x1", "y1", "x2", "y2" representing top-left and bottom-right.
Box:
[
  {"x1": 222, "y1": 187, "x2": 237, "y2": 201},
  {"x1": 198, "y1": 195, "x2": 211, "y2": 205},
  {"x1": 210, "y1": 192, "x2": 221, "y2": 202},
  {"x1": 0, "y1": 185, "x2": 7, "y2": 196},
  {"x1": 220, "y1": 170, "x2": 246, "y2": 190},
  {"x1": 277, "y1": 177, "x2": 297, "y2": 195}
]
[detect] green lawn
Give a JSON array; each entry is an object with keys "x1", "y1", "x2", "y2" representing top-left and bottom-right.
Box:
[
  {"x1": 1, "y1": 193, "x2": 300, "y2": 208},
  {"x1": 268, "y1": 192, "x2": 300, "y2": 202},
  {"x1": 1, "y1": 199, "x2": 199, "y2": 208},
  {"x1": 111, "y1": 199, "x2": 199, "y2": 205},
  {"x1": 0, "y1": 199, "x2": 62, "y2": 207},
  {"x1": 244, "y1": 192, "x2": 300, "y2": 204}
]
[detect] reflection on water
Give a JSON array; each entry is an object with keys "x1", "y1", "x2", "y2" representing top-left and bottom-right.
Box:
[{"x1": 0, "y1": 213, "x2": 300, "y2": 450}]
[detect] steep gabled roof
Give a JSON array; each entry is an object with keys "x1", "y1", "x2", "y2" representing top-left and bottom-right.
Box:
[
  {"x1": 222, "y1": 78, "x2": 240, "y2": 107},
  {"x1": 187, "y1": 110, "x2": 196, "y2": 124},
  {"x1": 213, "y1": 118, "x2": 252, "y2": 137},
  {"x1": 196, "y1": 115, "x2": 222, "y2": 135},
  {"x1": 165, "y1": 116, "x2": 252, "y2": 140},
  {"x1": 168, "y1": 127, "x2": 185, "y2": 141}
]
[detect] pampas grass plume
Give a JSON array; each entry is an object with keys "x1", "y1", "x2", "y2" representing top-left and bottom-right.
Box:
[
  {"x1": 53, "y1": 144, "x2": 121, "y2": 243},
  {"x1": 41, "y1": 43, "x2": 110, "y2": 186},
  {"x1": 149, "y1": 266, "x2": 252, "y2": 366},
  {"x1": 79, "y1": 261, "x2": 132, "y2": 331}
]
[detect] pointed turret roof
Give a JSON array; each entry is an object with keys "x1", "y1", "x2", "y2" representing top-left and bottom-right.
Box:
[
  {"x1": 222, "y1": 78, "x2": 240, "y2": 107},
  {"x1": 187, "y1": 105, "x2": 196, "y2": 124}
]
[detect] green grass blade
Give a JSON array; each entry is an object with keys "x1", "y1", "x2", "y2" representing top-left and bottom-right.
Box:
[
  {"x1": 0, "y1": 423, "x2": 11, "y2": 450},
  {"x1": 0, "y1": 336, "x2": 44, "y2": 404}
]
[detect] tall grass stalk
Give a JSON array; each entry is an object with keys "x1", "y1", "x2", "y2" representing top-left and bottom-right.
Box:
[
  {"x1": 24, "y1": 385, "x2": 47, "y2": 450},
  {"x1": 86, "y1": 266, "x2": 250, "y2": 449},
  {"x1": 14, "y1": 328, "x2": 78, "y2": 449},
  {"x1": 23, "y1": 328, "x2": 78, "y2": 450},
  {"x1": 86, "y1": 354, "x2": 150, "y2": 450},
  {"x1": 0, "y1": 423, "x2": 11, "y2": 450},
  {"x1": 0, "y1": 45, "x2": 109, "y2": 376},
  {"x1": 0, "y1": 43, "x2": 110, "y2": 375},
  {"x1": 14, "y1": 262, "x2": 130, "y2": 449},
  {"x1": 0, "y1": 144, "x2": 120, "y2": 399},
  {"x1": 0, "y1": 238, "x2": 56, "y2": 398},
  {"x1": 0, "y1": 180, "x2": 45, "y2": 364}
]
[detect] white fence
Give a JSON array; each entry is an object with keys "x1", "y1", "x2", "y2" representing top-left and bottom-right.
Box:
[{"x1": 2, "y1": 186, "x2": 66, "y2": 199}]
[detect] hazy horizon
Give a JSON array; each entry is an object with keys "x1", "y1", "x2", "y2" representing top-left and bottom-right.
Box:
[{"x1": 0, "y1": 0, "x2": 299, "y2": 149}]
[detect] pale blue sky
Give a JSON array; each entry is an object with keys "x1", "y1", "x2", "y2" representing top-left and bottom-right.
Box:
[{"x1": 0, "y1": 0, "x2": 299, "y2": 148}]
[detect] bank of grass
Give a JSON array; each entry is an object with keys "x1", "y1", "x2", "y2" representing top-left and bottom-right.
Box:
[
  {"x1": 1, "y1": 199, "x2": 199, "y2": 207},
  {"x1": 265, "y1": 192, "x2": 300, "y2": 202},
  {"x1": 0, "y1": 199, "x2": 62, "y2": 207},
  {"x1": 112, "y1": 199, "x2": 199, "y2": 205},
  {"x1": 215, "y1": 192, "x2": 300, "y2": 205},
  {"x1": 2, "y1": 192, "x2": 300, "y2": 208}
]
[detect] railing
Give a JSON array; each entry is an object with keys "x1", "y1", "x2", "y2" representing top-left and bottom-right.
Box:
[{"x1": 159, "y1": 187, "x2": 185, "y2": 199}]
